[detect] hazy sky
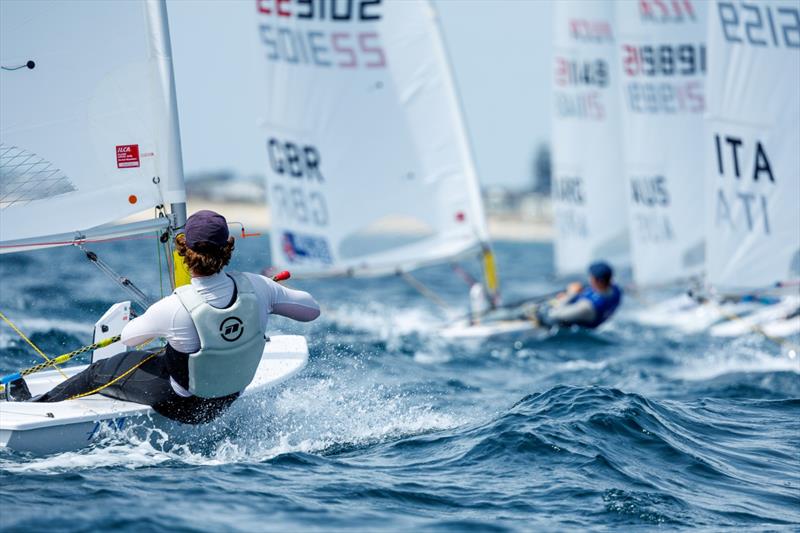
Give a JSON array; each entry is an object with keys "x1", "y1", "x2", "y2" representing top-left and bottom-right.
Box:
[{"x1": 167, "y1": 0, "x2": 553, "y2": 188}]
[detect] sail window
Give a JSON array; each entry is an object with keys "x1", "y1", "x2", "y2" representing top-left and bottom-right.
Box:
[{"x1": 0, "y1": 145, "x2": 76, "y2": 209}]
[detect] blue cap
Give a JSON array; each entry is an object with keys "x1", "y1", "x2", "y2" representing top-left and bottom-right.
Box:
[
  {"x1": 588, "y1": 261, "x2": 613, "y2": 283},
  {"x1": 185, "y1": 210, "x2": 229, "y2": 250}
]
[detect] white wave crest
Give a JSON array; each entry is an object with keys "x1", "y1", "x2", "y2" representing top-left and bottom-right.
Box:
[
  {"x1": 673, "y1": 337, "x2": 800, "y2": 381},
  {"x1": 0, "y1": 366, "x2": 464, "y2": 473}
]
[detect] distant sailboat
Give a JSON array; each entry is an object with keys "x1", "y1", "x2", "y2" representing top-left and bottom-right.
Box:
[
  {"x1": 632, "y1": 0, "x2": 799, "y2": 337},
  {"x1": 551, "y1": 0, "x2": 630, "y2": 278},
  {"x1": 440, "y1": 0, "x2": 632, "y2": 341},
  {"x1": 0, "y1": 0, "x2": 309, "y2": 454},
  {"x1": 703, "y1": 0, "x2": 800, "y2": 338},
  {"x1": 444, "y1": 1, "x2": 633, "y2": 340},
  {"x1": 617, "y1": 0, "x2": 720, "y2": 331},
  {"x1": 255, "y1": 0, "x2": 501, "y2": 334},
  {"x1": 617, "y1": 0, "x2": 707, "y2": 287}
]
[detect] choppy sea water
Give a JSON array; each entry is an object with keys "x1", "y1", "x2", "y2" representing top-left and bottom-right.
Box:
[{"x1": 0, "y1": 238, "x2": 798, "y2": 531}]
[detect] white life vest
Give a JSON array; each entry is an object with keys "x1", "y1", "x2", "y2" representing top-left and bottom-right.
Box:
[
  {"x1": 469, "y1": 283, "x2": 489, "y2": 322},
  {"x1": 174, "y1": 272, "x2": 266, "y2": 398}
]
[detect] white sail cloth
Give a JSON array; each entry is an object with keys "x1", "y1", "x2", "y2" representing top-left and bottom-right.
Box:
[
  {"x1": 255, "y1": 0, "x2": 487, "y2": 277},
  {"x1": 617, "y1": 1, "x2": 708, "y2": 286},
  {"x1": 705, "y1": 0, "x2": 800, "y2": 291},
  {"x1": 551, "y1": 0, "x2": 630, "y2": 277},
  {"x1": 0, "y1": 0, "x2": 185, "y2": 249}
]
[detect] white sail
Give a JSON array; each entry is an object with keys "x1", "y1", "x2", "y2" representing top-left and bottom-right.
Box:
[
  {"x1": 617, "y1": 0, "x2": 708, "y2": 286},
  {"x1": 551, "y1": 0, "x2": 630, "y2": 277},
  {"x1": 255, "y1": 0, "x2": 488, "y2": 277},
  {"x1": 705, "y1": 0, "x2": 800, "y2": 292},
  {"x1": 0, "y1": 0, "x2": 186, "y2": 251}
]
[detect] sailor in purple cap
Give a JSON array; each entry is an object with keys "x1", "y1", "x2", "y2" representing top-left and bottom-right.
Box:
[
  {"x1": 15, "y1": 210, "x2": 320, "y2": 423},
  {"x1": 534, "y1": 261, "x2": 622, "y2": 329}
]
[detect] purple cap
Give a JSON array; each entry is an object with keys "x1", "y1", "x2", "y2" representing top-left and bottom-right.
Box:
[{"x1": 185, "y1": 210, "x2": 229, "y2": 250}]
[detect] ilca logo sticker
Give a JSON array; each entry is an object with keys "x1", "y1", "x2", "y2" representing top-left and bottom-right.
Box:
[{"x1": 220, "y1": 317, "x2": 244, "y2": 342}]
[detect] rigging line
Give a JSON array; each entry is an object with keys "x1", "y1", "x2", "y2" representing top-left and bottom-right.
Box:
[
  {"x1": 399, "y1": 271, "x2": 453, "y2": 313},
  {"x1": 0, "y1": 409, "x2": 55, "y2": 418},
  {"x1": 0, "y1": 310, "x2": 68, "y2": 379},
  {"x1": 1, "y1": 60, "x2": 35, "y2": 71},
  {"x1": 0, "y1": 335, "x2": 123, "y2": 390},
  {"x1": 155, "y1": 205, "x2": 175, "y2": 290},
  {"x1": 156, "y1": 229, "x2": 165, "y2": 299},
  {"x1": 20, "y1": 335, "x2": 121, "y2": 377},
  {"x1": 78, "y1": 245, "x2": 153, "y2": 310},
  {"x1": 163, "y1": 237, "x2": 176, "y2": 289},
  {"x1": 451, "y1": 262, "x2": 478, "y2": 287},
  {"x1": 67, "y1": 348, "x2": 164, "y2": 401}
]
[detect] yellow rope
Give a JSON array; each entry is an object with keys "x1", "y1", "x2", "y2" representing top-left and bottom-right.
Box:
[
  {"x1": 0, "y1": 310, "x2": 68, "y2": 379},
  {"x1": 67, "y1": 348, "x2": 164, "y2": 400},
  {"x1": 18, "y1": 335, "x2": 121, "y2": 377}
]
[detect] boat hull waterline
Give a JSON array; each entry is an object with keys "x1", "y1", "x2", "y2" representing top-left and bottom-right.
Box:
[{"x1": 0, "y1": 335, "x2": 308, "y2": 455}]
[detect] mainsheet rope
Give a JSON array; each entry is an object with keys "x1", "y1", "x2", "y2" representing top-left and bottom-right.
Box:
[
  {"x1": 66, "y1": 347, "x2": 165, "y2": 401},
  {"x1": 0, "y1": 310, "x2": 68, "y2": 379},
  {"x1": 399, "y1": 271, "x2": 452, "y2": 313}
]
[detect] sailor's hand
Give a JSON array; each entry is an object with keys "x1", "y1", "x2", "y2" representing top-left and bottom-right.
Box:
[{"x1": 566, "y1": 282, "x2": 583, "y2": 295}]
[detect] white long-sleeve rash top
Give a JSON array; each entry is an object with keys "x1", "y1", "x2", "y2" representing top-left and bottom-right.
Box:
[{"x1": 121, "y1": 271, "x2": 320, "y2": 353}]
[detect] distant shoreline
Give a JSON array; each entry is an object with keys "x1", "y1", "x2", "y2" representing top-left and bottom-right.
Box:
[{"x1": 125, "y1": 198, "x2": 553, "y2": 243}]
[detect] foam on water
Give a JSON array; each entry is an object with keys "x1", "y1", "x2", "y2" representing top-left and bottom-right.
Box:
[
  {"x1": 2, "y1": 240, "x2": 799, "y2": 530},
  {"x1": 5, "y1": 316, "x2": 93, "y2": 338},
  {"x1": 324, "y1": 303, "x2": 443, "y2": 345},
  {"x1": 674, "y1": 336, "x2": 800, "y2": 381},
  {"x1": 1, "y1": 361, "x2": 464, "y2": 474}
]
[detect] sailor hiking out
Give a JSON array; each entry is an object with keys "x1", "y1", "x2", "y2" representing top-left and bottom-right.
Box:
[
  {"x1": 532, "y1": 261, "x2": 622, "y2": 329},
  {"x1": 7, "y1": 210, "x2": 320, "y2": 424}
]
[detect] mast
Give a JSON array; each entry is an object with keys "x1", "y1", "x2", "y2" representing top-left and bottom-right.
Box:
[
  {"x1": 144, "y1": 0, "x2": 189, "y2": 287},
  {"x1": 426, "y1": 0, "x2": 500, "y2": 304},
  {"x1": 144, "y1": 0, "x2": 186, "y2": 229}
]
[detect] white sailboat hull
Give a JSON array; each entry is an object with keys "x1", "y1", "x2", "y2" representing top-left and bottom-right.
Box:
[
  {"x1": 631, "y1": 294, "x2": 763, "y2": 333},
  {"x1": 0, "y1": 335, "x2": 308, "y2": 455},
  {"x1": 709, "y1": 296, "x2": 800, "y2": 338}
]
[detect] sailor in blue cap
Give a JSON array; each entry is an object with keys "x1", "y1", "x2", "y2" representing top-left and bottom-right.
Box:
[{"x1": 536, "y1": 261, "x2": 622, "y2": 329}]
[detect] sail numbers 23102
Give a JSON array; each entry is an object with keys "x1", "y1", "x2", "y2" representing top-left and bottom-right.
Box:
[{"x1": 257, "y1": 0, "x2": 386, "y2": 69}]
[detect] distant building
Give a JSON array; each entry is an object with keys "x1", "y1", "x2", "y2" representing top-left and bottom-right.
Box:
[{"x1": 532, "y1": 144, "x2": 551, "y2": 196}]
